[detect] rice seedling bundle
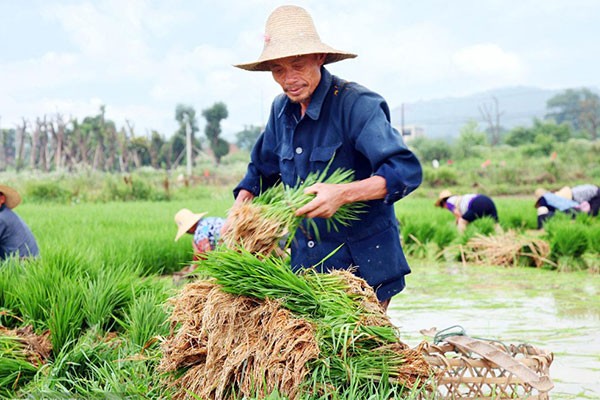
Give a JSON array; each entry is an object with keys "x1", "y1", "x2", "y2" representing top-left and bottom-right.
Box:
[
  {"x1": 221, "y1": 168, "x2": 364, "y2": 256},
  {"x1": 460, "y1": 231, "x2": 551, "y2": 268},
  {"x1": 159, "y1": 248, "x2": 432, "y2": 399},
  {"x1": 0, "y1": 325, "x2": 51, "y2": 395}
]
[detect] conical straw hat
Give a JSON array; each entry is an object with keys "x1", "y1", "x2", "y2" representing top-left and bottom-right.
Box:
[
  {"x1": 234, "y1": 5, "x2": 356, "y2": 71},
  {"x1": 554, "y1": 186, "x2": 573, "y2": 200},
  {"x1": 434, "y1": 189, "x2": 452, "y2": 207},
  {"x1": 0, "y1": 184, "x2": 22, "y2": 209},
  {"x1": 174, "y1": 208, "x2": 207, "y2": 241}
]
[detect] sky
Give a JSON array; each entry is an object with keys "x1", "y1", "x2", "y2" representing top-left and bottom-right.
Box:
[{"x1": 1, "y1": 0, "x2": 599, "y2": 141}]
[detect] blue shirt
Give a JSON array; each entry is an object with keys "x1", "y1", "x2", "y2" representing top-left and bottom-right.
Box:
[
  {"x1": 235, "y1": 67, "x2": 422, "y2": 301},
  {"x1": 0, "y1": 205, "x2": 39, "y2": 260}
]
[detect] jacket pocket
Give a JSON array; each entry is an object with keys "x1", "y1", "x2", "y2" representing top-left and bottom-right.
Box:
[
  {"x1": 310, "y1": 142, "x2": 342, "y2": 163},
  {"x1": 276, "y1": 142, "x2": 296, "y2": 186}
]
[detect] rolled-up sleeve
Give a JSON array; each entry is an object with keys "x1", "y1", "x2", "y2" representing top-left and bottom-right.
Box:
[
  {"x1": 350, "y1": 94, "x2": 422, "y2": 204},
  {"x1": 233, "y1": 110, "x2": 282, "y2": 198}
]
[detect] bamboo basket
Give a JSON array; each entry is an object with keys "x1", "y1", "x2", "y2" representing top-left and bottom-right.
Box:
[{"x1": 421, "y1": 339, "x2": 554, "y2": 399}]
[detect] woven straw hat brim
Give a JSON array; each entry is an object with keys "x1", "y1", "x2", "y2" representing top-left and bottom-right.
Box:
[
  {"x1": 554, "y1": 186, "x2": 573, "y2": 200},
  {"x1": 174, "y1": 209, "x2": 207, "y2": 241},
  {"x1": 434, "y1": 190, "x2": 452, "y2": 207},
  {"x1": 234, "y1": 5, "x2": 356, "y2": 72},
  {"x1": 235, "y1": 51, "x2": 357, "y2": 72},
  {"x1": 0, "y1": 185, "x2": 22, "y2": 209}
]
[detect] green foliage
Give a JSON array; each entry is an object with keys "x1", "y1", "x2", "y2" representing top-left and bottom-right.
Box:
[
  {"x1": 452, "y1": 120, "x2": 488, "y2": 159},
  {"x1": 82, "y1": 267, "x2": 139, "y2": 330},
  {"x1": 545, "y1": 217, "x2": 589, "y2": 259},
  {"x1": 459, "y1": 217, "x2": 497, "y2": 245},
  {"x1": 588, "y1": 225, "x2": 600, "y2": 254},
  {"x1": 24, "y1": 181, "x2": 72, "y2": 203},
  {"x1": 432, "y1": 223, "x2": 458, "y2": 250},
  {"x1": 203, "y1": 102, "x2": 230, "y2": 164},
  {"x1": 0, "y1": 335, "x2": 39, "y2": 397},
  {"x1": 422, "y1": 166, "x2": 458, "y2": 187},
  {"x1": 254, "y1": 167, "x2": 365, "y2": 243},
  {"x1": 410, "y1": 136, "x2": 452, "y2": 162},
  {"x1": 236, "y1": 124, "x2": 262, "y2": 151},
  {"x1": 546, "y1": 88, "x2": 600, "y2": 139},
  {"x1": 401, "y1": 220, "x2": 436, "y2": 257},
  {"x1": 117, "y1": 290, "x2": 169, "y2": 349},
  {"x1": 48, "y1": 279, "x2": 85, "y2": 353},
  {"x1": 196, "y1": 247, "x2": 428, "y2": 398}
]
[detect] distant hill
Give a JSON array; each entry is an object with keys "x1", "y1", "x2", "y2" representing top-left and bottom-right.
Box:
[{"x1": 391, "y1": 86, "x2": 567, "y2": 140}]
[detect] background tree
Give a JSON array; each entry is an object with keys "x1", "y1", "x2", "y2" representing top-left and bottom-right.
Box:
[
  {"x1": 174, "y1": 104, "x2": 200, "y2": 174},
  {"x1": 235, "y1": 125, "x2": 262, "y2": 152},
  {"x1": 452, "y1": 120, "x2": 487, "y2": 159},
  {"x1": 409, "y1": 136, "x2": 452, "y2": 163},
  {"x1": 546, "y1": 87, "x2": 600, "y2": 139},
  {"x1": 202, "y1": 102, "x2": 230, "y2": 165},
  {"x1": 479, "y1": 96, "x2": 504, "y2": 146}
]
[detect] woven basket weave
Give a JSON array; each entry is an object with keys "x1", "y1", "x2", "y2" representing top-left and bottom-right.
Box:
[{"x1": 421, "y1": 340, "x2": 554, "y2": 399}]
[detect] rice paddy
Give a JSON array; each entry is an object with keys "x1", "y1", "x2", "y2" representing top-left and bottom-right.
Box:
[{"x1": 0, "y1": 192, "x2": 598, "y2": 399}]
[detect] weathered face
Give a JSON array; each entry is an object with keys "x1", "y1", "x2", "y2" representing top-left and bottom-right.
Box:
[
  {"x1": 0, "y1": 193, "x2": 5, "y2": 206},
  {"x1": 269, "y1": 53, "x2": 326, "y2": 110}
]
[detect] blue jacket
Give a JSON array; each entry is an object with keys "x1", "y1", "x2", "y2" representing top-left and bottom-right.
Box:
[
  {"x1": 235, "y1": 67, "x2": 422, "y2": 301},
  {"x1": 0, "y1": 205, "x2": 39, "y2": 260}
]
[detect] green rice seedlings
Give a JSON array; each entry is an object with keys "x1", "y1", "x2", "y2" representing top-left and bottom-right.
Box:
[
  {"x1": 223, "y1": 167, "x2": 365, "y2": 255},
  {"x1": 193, "y1": 248, "x2": 432, "y2": 396},
  {"x1": 48, "y1": 279, "x2": 85, "y2": 353},
  {"x1": 0, "y1": 331, "x2": 44, "y2": 397},
  {"x1": 82, "y1": 267, "x2": 139, "y2": 330},
  {"x1": 116, "y1": 290, "x2": 170, "y2": 349}
]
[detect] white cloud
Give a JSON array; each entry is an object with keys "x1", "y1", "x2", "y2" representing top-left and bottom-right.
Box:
[{"x1": 452, "y1": 44, "x2": 524, "y2": 79}]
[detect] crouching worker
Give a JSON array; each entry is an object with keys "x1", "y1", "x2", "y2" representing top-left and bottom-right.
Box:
[
  {"x1": 435, "y1": 190, "x2": 499, "y2": 233},
  {"x1": 0, "y1": 184, "x2": 39, "y2": 261},
  {"x1": 174, "y1": 209, "x2": 224, "y2": 278},
  {"x1": 534, "y1": 188, "x2": 580, "y2": 229},
  {"x1": 559, "y1": 184, "x2": 600, "y2": 217}
]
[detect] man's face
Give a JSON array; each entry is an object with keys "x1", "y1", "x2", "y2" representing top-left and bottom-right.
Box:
[
  {"x1": 0, "y1": 193, "x2": 5, "y2": 206},
  {"x1": 269, "y1": 53, "x2": 326, "y2": 107}
]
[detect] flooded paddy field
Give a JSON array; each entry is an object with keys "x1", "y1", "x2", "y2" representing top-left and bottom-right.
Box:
[{"x1": 389, "y1": 260, "x2": 600, "y2": 399}]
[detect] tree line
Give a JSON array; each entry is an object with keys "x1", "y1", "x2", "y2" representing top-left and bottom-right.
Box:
[
  {"x1": 411, "y1": 87, "x2": 600, "y2": 163},
  {"x1": 0, "y1": 101, "x2": 263, "y2": 173}
]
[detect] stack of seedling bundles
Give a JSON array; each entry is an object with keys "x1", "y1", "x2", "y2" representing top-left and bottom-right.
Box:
[{"x1": 159, "y1": 169, "x2": 433, "y2": 399}]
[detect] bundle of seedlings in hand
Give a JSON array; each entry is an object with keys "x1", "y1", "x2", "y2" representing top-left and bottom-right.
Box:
[
  {"x1": 221, "y1": 167, "x2": 365, "y2": 255},
  {"x1": 160, "y1": 247, "x2": 432, "y2": 399}
]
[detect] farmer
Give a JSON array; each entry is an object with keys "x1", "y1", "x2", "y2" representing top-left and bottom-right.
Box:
[
  {"x1": 0, "y1": 184, "x2": 39, "y2": 261},
  {"x1": 174, "y1": 208, "x2": 224, "y2": 262},
  {"x1": 534, "y1": 187, "x2": 581, "y2": 229},
  {"x1": 554, "y1": 184, "x2": 600, "y2": 217},
  {"x1": 435, "y1": 190, "x2": 499, "y2": 233},
  {"x1": 224, "y1": 5, "x2": 422, "y2": 311}
]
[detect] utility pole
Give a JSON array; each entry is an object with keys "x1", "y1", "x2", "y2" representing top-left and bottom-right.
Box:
[
  {"x1": 401, "y1": 103, "x2": 405, "y2": 136},
  {"x1": 186, "y1": 120, "x2": 192, "y2": 177}
]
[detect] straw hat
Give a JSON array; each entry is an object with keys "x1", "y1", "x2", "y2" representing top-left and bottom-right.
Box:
[
  {"x1": 234, "y1": 5, "x2": 357, "y2": 71},
  {"x1": 174, "y1": 208, "x2": 207, "y2": 241},
  {"x1": 554, "y1": 186, "x2": 573, "y2": 200},
  {"x1": 434, "y1": 190, "x2": 452, "y2": 207},
  {"x1": 0, "y1": 184, "x2": 22, "y2": 209},
  {"x1": 534, "y1": 188, "x2": 548, "y2": 200}
]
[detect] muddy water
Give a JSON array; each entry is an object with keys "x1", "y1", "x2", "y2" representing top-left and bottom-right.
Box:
[{"x1": 388, "y1": 260, "x2": 600, "y2": 400}]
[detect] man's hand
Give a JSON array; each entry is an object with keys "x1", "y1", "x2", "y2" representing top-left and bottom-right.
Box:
[
  {"x1": 295, "y1": 175, "x2": 387, "y2": 219},
  {"x1": 295, "y1": 183, "x2": 346, "y2": 219},
  {"x1": 221, "y1": 189, "x2": 254, "y2": 236}
]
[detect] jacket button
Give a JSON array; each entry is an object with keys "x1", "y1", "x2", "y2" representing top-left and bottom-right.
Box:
[
  {"x1": 295, "y1": 147, "x2": 303, "y2": 154},
  {"x1": 307, "y1": 240, "x2": 315, "y2": 248}
]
